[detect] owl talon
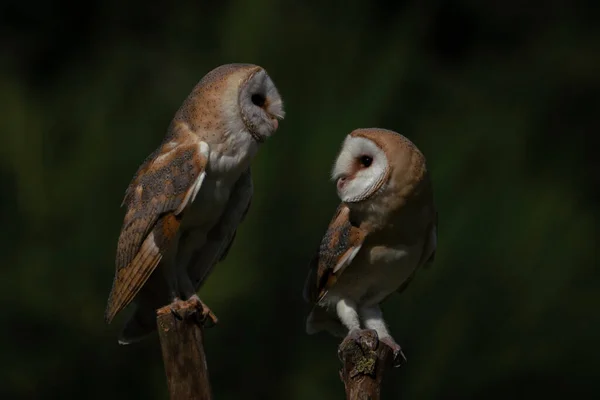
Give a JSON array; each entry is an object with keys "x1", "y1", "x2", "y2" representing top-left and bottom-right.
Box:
[
  {"x1": 170, "y1": 308, "x2": 183, "y2": 320},
  {"x1": 345, "y1": 328, "x2": 364, "y2": 344},
  {"x1": 337, "y1": 329, "x2": 377, "y2": 362},
  {"x1": 185, "y1": 295, "x2": 219, "y2": 327},
  {"x1": 380, "y1": 336, "x2": 407, "y2": 368},
  {"x1": 167, "y1": 297, "x2": 185, "y2": 320}
]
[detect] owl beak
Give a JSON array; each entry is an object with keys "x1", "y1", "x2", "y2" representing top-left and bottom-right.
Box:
[
  {"x1": 337, "y1": 175, "x2": 348, "y2": 191},
  {"x1": 271, "y1": 117, "x2": 279, "y2": 131}
]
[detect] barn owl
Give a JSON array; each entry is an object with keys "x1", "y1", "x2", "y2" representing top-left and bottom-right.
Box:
[
  {"x1": 104, "y1": 63, "x2": 284, "y2": 344},
  {"x1": 303, "y1": 128, "x2": 437, "y2": 366}
]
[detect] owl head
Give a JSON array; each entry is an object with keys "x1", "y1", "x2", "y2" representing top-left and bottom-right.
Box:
[
  {"x1": 331, "y1": 128, "x2": 428, "y2": 204},
  {"x1": 176, "y1": 63, "x2": 285, "y2": 143}
]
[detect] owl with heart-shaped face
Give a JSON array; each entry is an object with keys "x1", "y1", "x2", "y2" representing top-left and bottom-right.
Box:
[
  {"x1": 303, "y1": 128, "x2": 437, "y2": 365},
  {"x1": 105, "y1": 63, "x2": 285, "y2": 344}
]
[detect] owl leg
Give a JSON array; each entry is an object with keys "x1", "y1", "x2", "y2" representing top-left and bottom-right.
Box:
[
  {"x1": 336, "y1": 298, "x2": 361, "y2": 332},
  {"x1": 161, "y1": 236, "x2": 192, "y2": 319},
  {"x1": 161, "y1": 244, "x2": 181, "y2": 303},
  {"x1": 335, "y1": 298, "x2": 365, "y2": 358},
  {"x1": 173, "y1": 232, "x2": 218, "y2": 326},
  {"x1": 163, "y1": 264, "x2": 186, "y2": 320},
  {"x1": 361, "y1": 305, "x2": 406, "y2": 367},
  {"x1": 337, "y1": 299, "x2": 390, "y2": 362}
]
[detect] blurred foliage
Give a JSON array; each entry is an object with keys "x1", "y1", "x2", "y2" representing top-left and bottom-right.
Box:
[{"x1": 0, "y1": 0, "x2": 598, "y2": 399}]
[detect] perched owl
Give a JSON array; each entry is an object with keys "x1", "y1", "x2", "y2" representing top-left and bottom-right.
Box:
[
  {"x1": 105, "y1": 63, "x2": 285, "y2": 344},
  {"x1": 303, "y1": 128, "x2": 437, "y2": 365}
]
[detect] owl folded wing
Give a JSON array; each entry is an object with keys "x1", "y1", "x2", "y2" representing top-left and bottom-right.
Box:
[
  {"x1": 105, "y1": 129, "x2": 209, "y2": 323},
  {"x1": 303, "y1": 203, "x2": 367, "y2": 304}
]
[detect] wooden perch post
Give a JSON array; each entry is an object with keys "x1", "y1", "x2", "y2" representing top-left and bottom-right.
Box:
[
  {"x1": 338, "y1": 329, "x2": 396, "y2": 400},
  {"x1": 157, "y1": 303, "x2": 213, "y2": 400}
]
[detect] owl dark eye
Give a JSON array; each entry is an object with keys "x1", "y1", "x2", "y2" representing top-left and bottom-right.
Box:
[
  {"x1": 251, "y1": 93, "x2": 266, "y2": 107},
  {"x1": 359, "y1": 155, "x2": 373, "y2": 168}
]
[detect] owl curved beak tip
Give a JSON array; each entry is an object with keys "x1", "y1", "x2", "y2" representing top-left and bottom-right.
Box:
[{"x1": 336, "y1": 175, "x2": 348, "y2": 191}]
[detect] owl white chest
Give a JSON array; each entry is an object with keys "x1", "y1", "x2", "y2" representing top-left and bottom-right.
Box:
[
  {"x1": 181, "y1": 131, "x2": 257, "y2": 230},
  {"x1": 328, "y1": 240, "x2": 424, "y2": 307},
  {"x1": 207, "y1": 130, "x2": 258, "y2": 176}
]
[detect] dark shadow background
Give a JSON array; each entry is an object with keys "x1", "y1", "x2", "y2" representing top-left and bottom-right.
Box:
[{"x1": 1, "y1": 1, "x2": 598, "y2": 399}]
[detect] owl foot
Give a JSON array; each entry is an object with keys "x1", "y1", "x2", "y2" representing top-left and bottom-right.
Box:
[
  {"x1": 168, "y1": 297, "x2": 185, "y2": 320},
  {"x1": 380, "y1": 336, "x2": 407, "y2": 368},
  {"x1": 337, "y1": 329, "x2": 378, "y2": 363},
  {"x1": 165, "y1": 296, "x2": 218, "y2": 327},
  {"x1": 184, "y1": 294, "x2": 219, "y2": 327}
]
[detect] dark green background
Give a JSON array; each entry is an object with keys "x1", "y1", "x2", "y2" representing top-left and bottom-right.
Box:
[{"x1": 1, "y1": 1, "x2": 598, "y2": 399}]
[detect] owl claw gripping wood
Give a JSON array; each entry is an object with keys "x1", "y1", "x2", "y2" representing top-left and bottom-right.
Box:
[
  {"x1": 303, "y1": 128, "x2": 437, "y2": 366},
  {"x1": 105, "y1": 64, "x2": 284, "y2": 344},
  {"x1": 165, "y1": 294, "x2": 217, "y2": 326}
]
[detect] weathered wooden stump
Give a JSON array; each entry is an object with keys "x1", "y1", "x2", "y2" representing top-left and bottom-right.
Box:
[
  {"x1": 338, "y1": 329, "x2": 399, "y2": 400},
  {"x1": 157, "y1": 302, "x2": 214, "y2": 400}
]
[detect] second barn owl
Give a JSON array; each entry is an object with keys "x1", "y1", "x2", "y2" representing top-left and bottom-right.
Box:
[
  {"x1": 105, "y1": 63, "x2": 285, "y2": 344},
  {"x1": 303, "y1": 128, "x2": 437, "y2": 365}
]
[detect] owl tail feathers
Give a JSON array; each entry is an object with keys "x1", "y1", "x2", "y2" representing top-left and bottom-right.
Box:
[
  {"x1": 306, "y1": 306, "x2": 347, "y2": 338},
  {"x1": 117, "y1": 305, "x2": 158, "y2": 345}
]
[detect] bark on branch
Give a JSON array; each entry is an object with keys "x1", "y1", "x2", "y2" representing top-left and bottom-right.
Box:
[
  {"x1": 157, "y1": 303, "x2": 213, "y2": 400},
  {"x1": 338, "y1": 329, "x2": 395, "y2": 400}
]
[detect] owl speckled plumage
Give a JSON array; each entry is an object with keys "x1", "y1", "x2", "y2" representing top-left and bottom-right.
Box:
[
  {"x1": 105, "y1": 63, "x2": 284, "y2": 344},
  {"x1": 303, "y1": 128, "x2": 437, "y2": 365}
]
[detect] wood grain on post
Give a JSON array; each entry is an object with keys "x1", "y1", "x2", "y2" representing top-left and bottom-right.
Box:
[
  {"x1": 338, "y1": 329, "x2": 395, "y2": 400},
  {"x1": 157, "y1": 303, "x2": 212, "y2": 400}
]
